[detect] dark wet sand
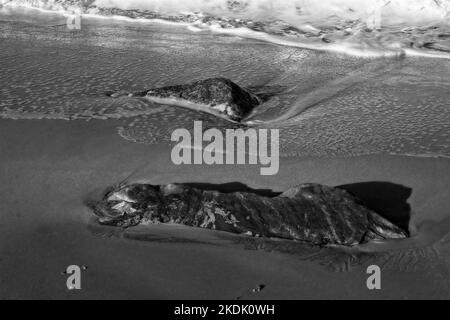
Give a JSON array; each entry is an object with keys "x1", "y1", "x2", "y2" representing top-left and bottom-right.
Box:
[{"x1": 1, "y1": 118, "x2": 450, "y2": 299}]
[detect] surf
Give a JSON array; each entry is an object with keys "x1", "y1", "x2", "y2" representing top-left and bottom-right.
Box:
[{"x1": 1, "y1": 0, "x2": 450, "y2": 58}]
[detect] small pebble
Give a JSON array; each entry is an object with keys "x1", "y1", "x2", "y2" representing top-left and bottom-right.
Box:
[{"x1": 252, "y1": 284, "x2": 266, "y2": 293}]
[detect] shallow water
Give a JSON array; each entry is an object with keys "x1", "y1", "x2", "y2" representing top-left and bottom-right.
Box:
[{"x1": 1, "y1": 11, "x2": 449, "y2": 159}]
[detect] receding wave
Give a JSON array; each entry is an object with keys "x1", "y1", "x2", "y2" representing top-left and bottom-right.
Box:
[{"x1": 1, "y1": 0, "x2": 450, "y2": 57}]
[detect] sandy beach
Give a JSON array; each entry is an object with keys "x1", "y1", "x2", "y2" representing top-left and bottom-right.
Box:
[
  {"x1": 1, "y1": 1, "x2": 450, "y2": 301},
  {"x1": 1, "y1": 118, "x2": 449, "y2": 299}
]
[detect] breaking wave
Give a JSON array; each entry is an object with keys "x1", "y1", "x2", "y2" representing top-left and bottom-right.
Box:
[{"x1": 1, "y1": 0, "x2": 450, "y2": 57}]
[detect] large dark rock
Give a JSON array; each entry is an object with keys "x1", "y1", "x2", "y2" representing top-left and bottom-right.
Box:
[
  {"x1": 111, "y1": 78, "x2": 260, "y2": 122},
  {"x1": 88, "y1": 183, "x2": 408, "y2": 246}
]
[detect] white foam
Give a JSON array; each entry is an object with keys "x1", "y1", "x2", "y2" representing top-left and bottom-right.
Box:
[
  {"x1": 93, "y1": 0, "x2": 450, "y2": 26},
  {"x1": 6, "y1": 0, "x2": 448, "y2": 27},
  {"x1": 206, "y1": 24, "x2": 406, "y2": 58},
  {"x1": 2, "y1": 0, "x2": 450, "y2": 59},
  {"x1": 143, "y1": 96, "x2": 240, "y2": 123}
]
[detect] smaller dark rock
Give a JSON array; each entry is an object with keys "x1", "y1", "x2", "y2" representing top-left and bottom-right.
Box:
[
  {"x1": 112, "y1": 78, "x2": 260, "y2": 122},
  {"x1": 252, "y1": 284, "x2": 266, "y2": 293}
]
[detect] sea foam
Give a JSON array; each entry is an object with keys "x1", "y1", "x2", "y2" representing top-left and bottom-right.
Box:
[{"x1": 2, "y1": 0, "x2": 450, "y2": 58}]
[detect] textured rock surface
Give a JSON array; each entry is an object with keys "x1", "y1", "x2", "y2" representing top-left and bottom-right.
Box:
[
  {"x1": 112, "y1": 78, "x2": 260, "y2": 121},
  {"x1": 89, "y1": 183, "x2": 408, "y2": 246}
]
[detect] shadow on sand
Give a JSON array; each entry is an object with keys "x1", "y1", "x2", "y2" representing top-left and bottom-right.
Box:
[{"x1": 337, "y1": 181, "x2": 412, "y2": 233}]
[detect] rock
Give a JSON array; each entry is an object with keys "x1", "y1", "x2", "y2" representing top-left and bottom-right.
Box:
[
  {"x1": 88, "y1": 183, "x2": 408, "y2": 246},
  {"x1": 252, "y1": 284, "x2": 265, "y2": 293},
  {"x1": 112, "y1": 78, "x2": 260, "y2": 122}
]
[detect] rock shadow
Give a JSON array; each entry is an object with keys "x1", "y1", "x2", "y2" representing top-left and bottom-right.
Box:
[{"x1": 337, "y1": 181, "x2": 412, "y2": 233}]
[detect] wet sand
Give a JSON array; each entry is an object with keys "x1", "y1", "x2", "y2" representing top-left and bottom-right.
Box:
[{"x1": 1, "y1": 118, "x2": 450, "y2": 299}]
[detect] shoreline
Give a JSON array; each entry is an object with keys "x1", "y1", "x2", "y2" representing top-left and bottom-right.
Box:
[{"x1": 2, "y1": 5, "x2": 450, "y2": 60}]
